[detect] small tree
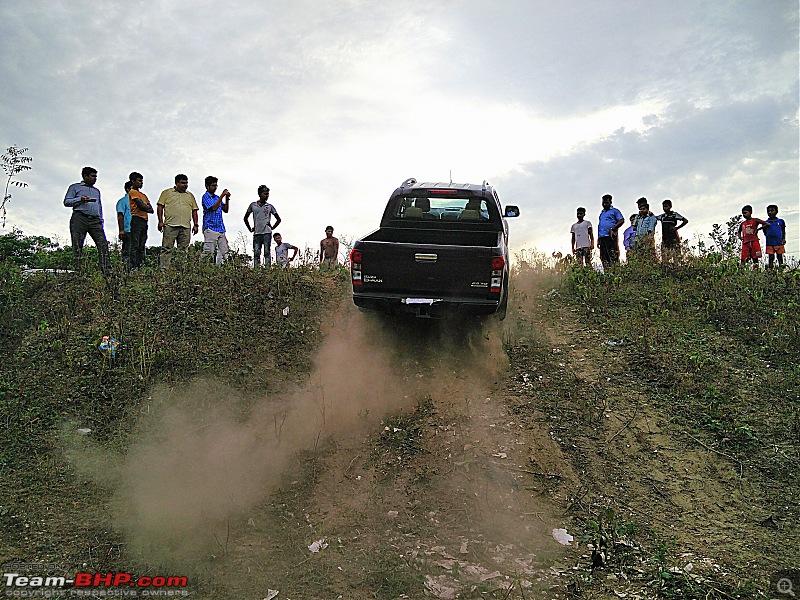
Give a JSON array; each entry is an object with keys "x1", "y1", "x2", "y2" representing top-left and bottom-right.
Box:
[
  {"x1": 1, "y1": 145, "x2": 33, "y2": 228},
  {"x1": 708, "y1": 214, "x2": 743, "y2": 261}
]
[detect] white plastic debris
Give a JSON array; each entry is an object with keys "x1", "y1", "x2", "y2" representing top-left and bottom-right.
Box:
[
  {"x1": 387, "y1": 510, "x2": 399, "y2": 518},
  {"x1": 282, "y1": 306, "x2": 289, "y2": 316},
  {"x1": 77, "y1": 428, "x2": 92, "y2": 436},
  {"x1": 308, "y1": 539, "x2": 328, "y2": 553},
  {"x1": 263, "y1": 591, "x2": 279, "y2": 600},
  {"x1": 552, "y1": 528, "x2": 574, "y2": 546}
]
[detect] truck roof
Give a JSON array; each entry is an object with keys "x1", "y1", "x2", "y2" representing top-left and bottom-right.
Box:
[{"x1": 397, "y1": 179, "x2": 493, "y2": 194}]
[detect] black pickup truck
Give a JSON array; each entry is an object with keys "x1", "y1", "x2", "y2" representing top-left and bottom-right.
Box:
[{"x1": 350, "y1": 178, "x2": 520, "y2": 319}]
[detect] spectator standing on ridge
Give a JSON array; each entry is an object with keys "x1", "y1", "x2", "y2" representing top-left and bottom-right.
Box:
[
  {"x1": 273, "y1": 232, "x2": 298, "y2": 268},
  {"x1": 201, "y1": 175, "x2": 231, "y2": 265},
  {"x1": 570, "y1": 207, "x2": 594, "y2": 266},
  {"x1": 319, "y1": 225, "x2": 339, "y2": 268},
  {"x1": 128, "y1": 171, "x2": 154, "y2": 270},
  {"x1": 116, "y1": 181, "x2": 132, "y2": 269},
  {"x1": 622, "y1": 214, "x2": 636, "y2": 255},
  {"x1": 656, "y1": 199, "x2": 688, "y2": 263},
  {"x1": 632, "y1": 200, "x2": 657, "y2": 258},
  {"x1": 157, "y1": 174, "x2": 198, "y2": 269},
  {"x1": 63, "y1": 166, "x2": 111, "y2": 277},
  {"x1": 597, "y1": 194, "x2": 624, "y2": 269},
  {"x1": 737, "y1": 204, "x2": 770, "y2": 269},
  {"x1": 244, "y1": 185, "x2": 281, "y2": 267},
  {"x1": 763, "y1": 204, "x2": 786, "y2": 269}
]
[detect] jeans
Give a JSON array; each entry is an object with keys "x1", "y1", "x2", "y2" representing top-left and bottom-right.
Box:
[
  {"x1": 130, "y1": 216, "x2": 148, "y2": 269},
  {"x1": 69, "y1": 211, "x2": 110, "y2": 276},
  {"x1": 253, "y1": 233, "x2": 271, "y2": 267}
]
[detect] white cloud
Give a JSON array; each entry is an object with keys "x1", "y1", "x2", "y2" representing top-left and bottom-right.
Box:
[{"x1": 0, "y1": 0, "x2": 796, "y2": 260}]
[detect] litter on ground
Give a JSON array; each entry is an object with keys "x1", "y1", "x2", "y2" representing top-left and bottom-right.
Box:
[{"x1": 552, "y1": 528, "x2": 574, "y2": 546}]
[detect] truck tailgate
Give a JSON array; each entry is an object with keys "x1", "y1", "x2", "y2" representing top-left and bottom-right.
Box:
[{"x1": 358, "y1": 240, "x2": 496, "y2": 298}]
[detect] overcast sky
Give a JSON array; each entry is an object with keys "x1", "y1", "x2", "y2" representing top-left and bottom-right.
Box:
[{"x1": 1, "y1": 0, "x2": 797, "y2": 260}]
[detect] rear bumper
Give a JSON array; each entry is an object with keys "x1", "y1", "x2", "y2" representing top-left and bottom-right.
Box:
[{"x1": 353, "y1": 291, "x2": 500, "y2": 318}]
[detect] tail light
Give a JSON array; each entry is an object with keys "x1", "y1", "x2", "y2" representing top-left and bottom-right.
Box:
[
  {"x1": 490, "y1": 256, "x2": 504, "y2": 293},
  {"x1": 350, "y1": 249, "x2": 362, "y2": 286}
]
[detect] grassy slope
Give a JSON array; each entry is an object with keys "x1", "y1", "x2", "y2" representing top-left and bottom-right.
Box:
[
  {"x1": 555, "y1": 256, "x2": 800, "y2": 596},
  {"x1": 0, "y1": 261, "x2": 347, "y2": 568},
  {"x1": 1, "y1": 254, "x2": 798, "y2": 598}
]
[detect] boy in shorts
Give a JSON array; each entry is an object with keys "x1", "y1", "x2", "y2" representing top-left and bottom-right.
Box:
[
  {"x1": 570, "y1": 207, "x2": 594, "y2": 266},
  {"x1": 763, "y1": 205, "x2": 786, "y2": 269},
  {"x1": 737, "y1": 205, "x2": 770, "y2": 269}
]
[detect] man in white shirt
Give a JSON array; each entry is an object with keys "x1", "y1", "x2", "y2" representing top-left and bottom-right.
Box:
[
  {"x1": 273, "y1": 233, "x2": 298, "y2": 268},
  {"x1": 570, "y1": 207, "x2": 594, "y2": 266}
]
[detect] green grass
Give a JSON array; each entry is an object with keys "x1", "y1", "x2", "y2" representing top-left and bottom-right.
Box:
[
  {"x1": 504, "y1": 252, "x2": 797, "y2": 597},
  {"x1": 564, "y1": 257, "x2": 799, "y2": 460},
  {"x1": 0, "y1": 258, "x2": 348, "y2": 561}
]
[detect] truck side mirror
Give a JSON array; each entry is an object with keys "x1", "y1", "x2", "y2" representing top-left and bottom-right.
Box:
[{"x1": 504, "y1": 206, "x2": 520, "y2": 217}]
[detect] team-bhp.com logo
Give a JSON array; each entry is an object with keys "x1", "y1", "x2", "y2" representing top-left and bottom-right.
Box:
[{"x1": 3, "y1": 571, "x2": 189, "y2": 597}]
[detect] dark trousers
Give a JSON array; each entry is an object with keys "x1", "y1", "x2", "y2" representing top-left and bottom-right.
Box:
[
  {"x1": 130, "y1": 216, "x2": 148, "y2": 269},
  {"x1": 120, "y1": 232, "x2": 131, "y2": 268},
  {"x1": 70, "y1": 211, "x2": 110, "y2": 276},
  {"x1": 598, "y1": 235, "x2": 619, "y2": 268}
]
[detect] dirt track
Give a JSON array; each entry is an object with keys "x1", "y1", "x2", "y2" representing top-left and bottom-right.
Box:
[{"x1": 65, "y1": 270, "x2": 791, "y2": 598}]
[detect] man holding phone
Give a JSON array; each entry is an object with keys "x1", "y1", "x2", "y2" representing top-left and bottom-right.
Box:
[{"x1": 63, "y1": 166, "x2": 111, "y2": 276}]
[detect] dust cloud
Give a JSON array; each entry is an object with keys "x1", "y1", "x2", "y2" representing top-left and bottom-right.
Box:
[
  {"x1": 65, "y1": 295, "x2": 546, "y2": 573},
  {"x1": 65, "y1": 301, "x2": 502, "y2": 566}
]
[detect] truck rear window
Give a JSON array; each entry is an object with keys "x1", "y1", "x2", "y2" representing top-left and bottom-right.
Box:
[{"x1": 393, "y1": 196, "x2": 490, "y2": 221}]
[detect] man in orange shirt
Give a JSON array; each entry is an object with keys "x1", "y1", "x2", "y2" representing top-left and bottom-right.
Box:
[{"x1": 128, "y1": 171, "x2": 154, "y2": 269}]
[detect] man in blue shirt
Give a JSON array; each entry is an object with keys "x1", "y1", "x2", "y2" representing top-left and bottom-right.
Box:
[
  {"x1": 116, "y1": 181, "x2": 132, "y2": 269},
  {"x1": 632, "y1": 200, "x2": 658, "y2": 258},
  {"x1": 201, "y1": 175, "x2": 231, "y2": 265},
  {"x1": 597, "y1": 194, "x2": 624, "y2": 269},
  {"x1": 63, "y1": 166, "x2": 111, "y2": 277}
]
